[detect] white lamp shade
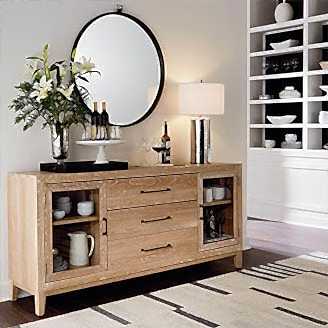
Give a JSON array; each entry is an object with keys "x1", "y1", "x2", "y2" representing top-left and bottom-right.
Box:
[{"x1": 178, "y1": 83, "x2": 224, "y2": 116}]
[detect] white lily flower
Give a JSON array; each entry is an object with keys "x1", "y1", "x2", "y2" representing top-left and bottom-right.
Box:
[
  {"x1": 30, "y1": 75, "x2": 53, "y2": 102},
  {"x1": 80, "y1": 56, "x2": 95, "y2": 73},
  {"x1": 58, "y1": 84, "x2": 74, "y2": 100}
]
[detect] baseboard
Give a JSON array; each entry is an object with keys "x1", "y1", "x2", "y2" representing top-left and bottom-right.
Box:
[
  {"x1": 248, "y1": 200, "x2": 328, "y2": 230},
  {"x1": 0, "y1": 280, "x2": 10, "y2": 302}
]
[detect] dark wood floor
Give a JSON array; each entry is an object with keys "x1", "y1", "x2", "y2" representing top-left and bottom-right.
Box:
[{"x1": 0, "y1": 249, "x2": 287, "y2": 328}]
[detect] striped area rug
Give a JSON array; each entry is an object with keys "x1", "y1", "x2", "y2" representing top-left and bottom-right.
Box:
[{"x1": 16, "y1": 252, "x2": 328, "y2": 328}]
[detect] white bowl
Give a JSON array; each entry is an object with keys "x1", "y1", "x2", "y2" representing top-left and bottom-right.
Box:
[
  {"x1": 320, "y1": 62, "x2": 328, "y2": 70},
  {"x1": 56, "y1": 196, "x2": 71, "y2": 204},
  {"x1": 56, "y1": 202, "x2": 72, "y2": 215},
  {"x1": 320, "y1": 85, "x2": 328, "y2": 95},
  {"x1": 270, "y1": 39, "x2": 299, "y2": 50},
  {"x1": 267, "y1": 115, "x2": 296, "y2": 125},
  {"x1": 53, "y1": 210, "x2": 65, "y2": 220},
  {"x1": 265, "y1": 140, "x2": 276, "y2": 149}
]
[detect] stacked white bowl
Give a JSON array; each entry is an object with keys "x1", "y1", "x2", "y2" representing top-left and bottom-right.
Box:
[
  {"x1": 55, "y1": 196, "x2": 72, "y2": 216},
  {"x1": 77, "y1": 201, "x2": 94, "y2": 217}
]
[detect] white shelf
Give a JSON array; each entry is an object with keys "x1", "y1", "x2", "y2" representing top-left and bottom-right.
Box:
[
  {"x1": 249, "y1": 98, "x2": 303, "y2": 105},
  {"x1": 250, "y1": 46, "x2": 304, "y2": 58},
  {"x1": 308, "y1": 124, "x2": 328, "y2": 129},
  {"x1": 248, "y1": 2, "x2": 328, "y2": 154},
  {"x1": 249, "y1": 72, "x2": 303, "y2": 81},
  {"x1": 308, "y1": 42, "x2": 328, "y2": 50},
  {"x1": 250, "y1": 19, "x2": 304, "y2": 34},
  {"x1": 308, "y1": 96, "x2": 328, "y2": 102},
  {"x1": 308, "y1": 70, "x2": 328, "y2": 76},
  {"x1": 308, "y1": 13, "x2": 328, "y2": 24},
  {"x1": 250, "y1": 124, "x2": 304, "y2": 129}
]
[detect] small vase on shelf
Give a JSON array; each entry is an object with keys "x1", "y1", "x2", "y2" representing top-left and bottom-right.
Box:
[{"x1": 275, "y1": 0, "x2": 294, "y2": 23}]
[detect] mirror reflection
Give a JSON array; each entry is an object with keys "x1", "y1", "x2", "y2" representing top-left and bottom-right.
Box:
[{"x1": 73, "y1": 13, "x2": 164, "y2": 126}]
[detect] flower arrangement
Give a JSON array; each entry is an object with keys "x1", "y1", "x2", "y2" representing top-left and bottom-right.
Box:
[
  {"x1": 9, "y1": 44, "x2": 97, "y2": 131},
  {"x1": 9, "y1": 44, "x2": 99, "y2": 163}
]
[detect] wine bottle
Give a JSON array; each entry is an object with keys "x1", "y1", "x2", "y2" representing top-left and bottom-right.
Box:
[
  {"x1": 93, "y1": 102, "x2": 101, "y2": 140},
  {"x1": 100, "y1": 101, "x2": 109, "y2": 140},
  {"x1": 161, "y1": 121, "x2": 171, "y2": 164},
  {"x1": 91, "y1": 102, "x2": 98, "y2": 141}
]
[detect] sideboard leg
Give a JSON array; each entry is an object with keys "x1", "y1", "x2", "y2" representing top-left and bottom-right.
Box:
[
  {"x1": 9, "y1": 282, "x2": 19, "y2": 301},
  {"x1": 234, "y1": 251, "x2": 243, "y2": 269},
  {"x1": 34, "y1": 292, "x2": 46, "y2": 317}
]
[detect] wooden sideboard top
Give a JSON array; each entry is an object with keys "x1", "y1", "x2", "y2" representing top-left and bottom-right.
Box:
[{"x1": 9, "y1": 163, "x2": 242, "y2": 183}]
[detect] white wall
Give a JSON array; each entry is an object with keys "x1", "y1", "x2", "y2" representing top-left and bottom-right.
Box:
[{"x1": 0, "y1": 0, "x2": 247, "y2": 301}]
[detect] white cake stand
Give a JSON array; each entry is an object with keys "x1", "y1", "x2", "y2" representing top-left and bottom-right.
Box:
[{"x1": 76, "y1": 140, "x2": 125, "y2": 164}]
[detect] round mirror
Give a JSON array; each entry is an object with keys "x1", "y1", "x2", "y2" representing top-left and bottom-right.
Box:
[{"x1": 73, "y1": 12, "x2": 165, "y2": 127}]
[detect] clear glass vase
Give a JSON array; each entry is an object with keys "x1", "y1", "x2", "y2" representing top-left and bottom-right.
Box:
[{"x1": 50, "y1": 124, "x2": 69, "y2": 165}]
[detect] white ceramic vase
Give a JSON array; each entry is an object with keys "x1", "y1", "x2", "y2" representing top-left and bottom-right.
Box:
[{"x1": 275, "y1": 0, "x2": 294, "y2": 23}]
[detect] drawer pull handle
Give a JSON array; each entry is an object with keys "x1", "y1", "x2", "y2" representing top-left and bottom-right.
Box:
[
  {"x1": 141, "y1": 244, "x2": 172, "y2": 252},
  {"x1": 140, "y1": 188, "x2": 171, "y2": 194},
  {"x1": 141, "y1": 216, "x2": 172, "y2": 224}
]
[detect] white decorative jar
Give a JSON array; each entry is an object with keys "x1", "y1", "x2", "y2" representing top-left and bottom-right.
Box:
[
  {"x1": 279, "y1": 86, "x2": 301, "y2": 99},
  {"x1": 275, "y1": 0, "x2": 294, "y2": 23}
]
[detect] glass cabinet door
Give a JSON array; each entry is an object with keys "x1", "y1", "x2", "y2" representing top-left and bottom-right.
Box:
[
  {"x1": 199, "y1": 174, "x2": 240, "y2": 251},
  {"x1": 45, "y1": 181, "x2": 107, "y2": 282}
]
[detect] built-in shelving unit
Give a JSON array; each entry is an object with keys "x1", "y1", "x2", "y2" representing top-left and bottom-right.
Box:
[{"x1": 248, "y1": 0, "x2": 328, "y2": 153}]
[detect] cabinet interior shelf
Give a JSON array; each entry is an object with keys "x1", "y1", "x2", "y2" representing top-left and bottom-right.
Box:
[
  {"x1": 250, "y1": 124, "x2": 304, "y2": 129},
  {"x1": 250, "y1": 19, "x2": 304, "y2": 34},
  {"x1": 250, "y1": 98, "x2": 303, "y2": 105},
  {"x1": 201, "y1": 199, "x2": 232, "y2": 207},
  {"x1": 53, "y1": 216, "x2": 99, "y2": 226},
  {"x1": 249, "y1": 72, "x2": 303, "y2": 81},
  {"x1": 250, "y1": 46, "x2": 304, "y2": 58}
]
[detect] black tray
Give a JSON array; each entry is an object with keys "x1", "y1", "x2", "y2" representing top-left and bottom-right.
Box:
[{"x1": 40, "y1": 161, "x2": 128, "y2": 173}]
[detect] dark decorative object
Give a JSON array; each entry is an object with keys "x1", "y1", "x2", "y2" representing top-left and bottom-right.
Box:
[{"x1": 40, "y1": 161, "x2": 128, "y2": 173}]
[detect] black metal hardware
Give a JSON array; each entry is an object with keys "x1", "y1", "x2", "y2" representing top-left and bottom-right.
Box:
[
  {"x1": 102, "y1": 218, "x2": 108, "y2": 236},
  {"x1": 141, "y1": 216, "x2": 172, "y2": 224},
  {"x1": 140, "y1": 188, "x2": 171, "y2": 194},
  {"x1": 141, "y1": 244, "x2": 172, "y2": 252}
]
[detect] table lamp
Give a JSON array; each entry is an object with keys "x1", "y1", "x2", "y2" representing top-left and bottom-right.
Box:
[{"x1": 178, "y1": 82, "x2": 225, "y2": 164}]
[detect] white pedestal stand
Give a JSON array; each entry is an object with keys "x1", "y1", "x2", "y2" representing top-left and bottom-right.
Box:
[{"x1": 75, "y1": 140, "x2": 125, "y2": 164}]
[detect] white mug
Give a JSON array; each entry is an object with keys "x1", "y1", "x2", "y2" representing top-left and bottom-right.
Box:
[
  {"x1": 204, "y1": 188, "x2": 213, "y2": 203},
  {"x1": 319, "y1": 111, "x2": 328, "y2": 124}
]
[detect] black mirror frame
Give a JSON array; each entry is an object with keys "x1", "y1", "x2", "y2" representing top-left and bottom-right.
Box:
[{"x1": 72, "y1": 11, "x2": 165, "y2": 127}]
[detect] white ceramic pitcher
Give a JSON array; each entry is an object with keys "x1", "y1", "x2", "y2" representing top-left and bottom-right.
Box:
[{"x1": 68, "y1": 231, "x2": 95, "y2": 267}]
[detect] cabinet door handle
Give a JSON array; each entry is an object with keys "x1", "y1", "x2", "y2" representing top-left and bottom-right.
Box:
[
  {"x1": 141, "y1": 216, "x2": 172, "y2": 224},
  {"x1": 140, "y1": 188, "x2": 171, "y2": 194},
  {"x1": 141, "y1": 244, "x2": 172, "y2": 253},
  {"x1": 102, "y1": 218, "x2": 108, "y2": 236}
]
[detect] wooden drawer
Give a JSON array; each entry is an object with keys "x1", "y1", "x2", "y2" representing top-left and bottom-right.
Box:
[
  {"x1": 107, "y1": 174, "x2": 198, "y2": 210},
  {"x1": 108, "y1": 201, "x2": 198, "y2": 240},
  {"x1": 108, "y1": 228, "x2": 198, "y2": 276}
]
